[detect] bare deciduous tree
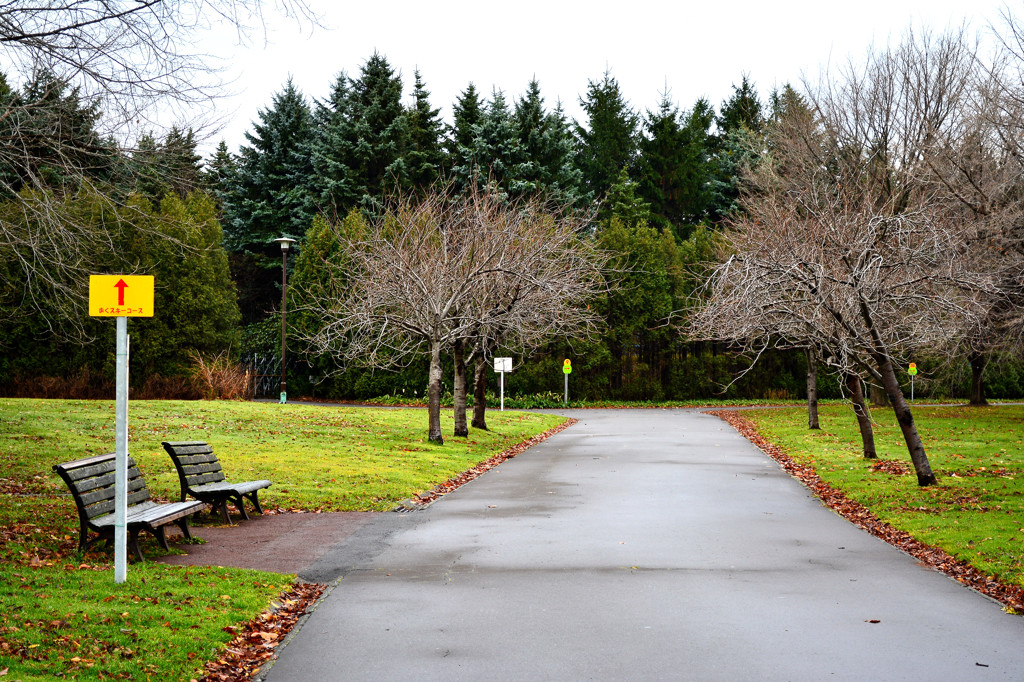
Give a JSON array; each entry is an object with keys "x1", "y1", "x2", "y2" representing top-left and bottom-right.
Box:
[
  {"x1": 298, "y1": 187, "x2": 608, "y2": 444},
  {"x1": 0, "y1": 0, "x2": 317, "y2": 337},
  {"x1": 0, "y1": 1, "x2": 318, "y2": 118},
  {"x1": 690, "y1": 28, "x2": 999, "y2": 486}
]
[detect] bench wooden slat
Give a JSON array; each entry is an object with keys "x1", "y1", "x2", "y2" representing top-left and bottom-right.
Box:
[
  {"x1": 176, "y1": 452, "x2": 219, "y2": 465},
  {"x1": 53, "y1": 452, "x2": 206, "y2": 561},
  {"x1": 180, "y1": 462, "x2": 224, "y2": 476},
  {"x1": 54, "y1": 453, "x2": 116, "y2": 479},
  {"x1": 187, "y1": 471, "x2": 227, "y2": 486},
  {"x1": 76, "y1": 476, "x2": 148, "y2": 508},
  {"x1": 193, "y1": 479, "x2": 273, "y2": 495},
  {"x1": 85, "y1": 488, "x2": 154, "y2": 518},
  {"x1": 60, "y1": 455, "x2": 141, "y2": 483},
  {"x1": 162, "y1": 440, "x2": 272, "y2": 524},
  {"x1": 165, "y1": 442, "x2": 214, "y2": 456}
]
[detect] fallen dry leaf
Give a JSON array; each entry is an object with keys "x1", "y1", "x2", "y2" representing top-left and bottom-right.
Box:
[{"x1": 200, "y1": 581, "x2": 325, "y2": 681}]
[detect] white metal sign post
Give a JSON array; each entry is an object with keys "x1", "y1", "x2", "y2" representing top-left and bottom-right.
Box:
[
  {"x1": 494, "y1": 357, "x2": 512, "y2": 411},
  {"x1": 90, "y1": 275, "x2": 154, "y2": 584},
  {"x1": 908, "y1": 362, "x2": 918, "y2": 401},
  {"x1": 114, "y1": 318, "x2": 128, "y2": 583}
]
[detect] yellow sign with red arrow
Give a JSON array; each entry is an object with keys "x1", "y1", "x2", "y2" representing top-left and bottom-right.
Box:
[{"x1": 89, "y1": 275, "x2": 154, "y2": 317}]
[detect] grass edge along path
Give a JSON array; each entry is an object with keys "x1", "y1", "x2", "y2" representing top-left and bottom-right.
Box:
[
  {"x1": 707, "y1": 409, "x2": 1024, "y2": 614},
  {"x1": 205, "y1": 416, "x2": 579, "y2": 682},
  {"x1": 0, "y1": 400, "x2": 572, "y2": 681},
  {"x1": 402, "y1": 417, "x2": 579, "y2": 507}
]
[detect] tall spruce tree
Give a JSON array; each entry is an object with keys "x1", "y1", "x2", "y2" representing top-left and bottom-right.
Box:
[
  {"x1": 310, "y1": 71, "x2": 361, "y2": 218},
  {"x1": 459, "y1": 89, "x2": 528, "y2": 195},
  {"x1": 512, "y1": 79, "x2": 584, "y2": 206},
  {"x1": 6, "y1": 71, "x2": 116, "y2": 195},
  {"x1": 450, "y1": 83, "x2": 483, "y2": 156},
  {"x1": 540, "y1": 101, "x2": 585, "y2": 208},
  {"x1": 638, "y1": 94, "x2": 715, "y2": 235},
  {"x1": 708, "y1": 76, "x2": 765, "y2": 223},
  {"x1": 131, "y1": 127, "x2": 203, "y2": 203},
  {"x1": 223, "y1": 77, "x2": 315, "y2": 253},
  {"x1": 716, "y1": 74, "x2": 765, "y2": 136},
  {"x1": 513, "y1": 79, "x2": 547, "y2": 195},
  {"x1": 575, "y1": 70, "x2": 639, "y2": 209},
  {"x1": 405, "y1": 69, "x2": 446, "y2": 190},
  {"x1": 203, "y1": 140, "x2": 237, "y2": 206},
  {"x1": 346, "y1": 52, "x2": 409, "y2": 207},
  {"x1": 222, "y1": 78, "x2": 314, "y2": 324},
  {"x1": 638, "y1": 94, "x2": 686, "y2": 233},
  {"x1": 449, "y1": 83, "x2": 484, "y2": 192}
]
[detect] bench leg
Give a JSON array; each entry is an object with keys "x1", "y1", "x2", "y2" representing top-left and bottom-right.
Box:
[
  {"x1": 175, "y1": 518, "x2": 193, "y2": 541},
  {"x1": 217, "y1": 500, "x2": 231, "y2": 525},
  {"x1": 231, "y1": 494, "x2": 250, "y2": 521},
  {"x1": 128, "y1": 529, "x2": 145, "y2": 563},
  {"x1": 152, "y1": 525, "x2": 170, "y2": 552},
  {"x1": 246, "y1": 492, "x2": 265, "y2": 516}
]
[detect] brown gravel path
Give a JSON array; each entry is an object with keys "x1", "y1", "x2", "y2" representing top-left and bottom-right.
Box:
[{"x1": 157, "y1": 511, "x2": 379, "y2": 575}]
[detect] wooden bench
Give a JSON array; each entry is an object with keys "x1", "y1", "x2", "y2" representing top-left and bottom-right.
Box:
[
  {"x1": 53, "y1": 453, "x2": 206, "y2": 562},
  {"x1": 161, "y1": 441, "x2": 272, "y2": 524}
]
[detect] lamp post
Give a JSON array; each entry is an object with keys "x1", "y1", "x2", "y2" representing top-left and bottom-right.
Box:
[{"x1": 273, "y1": 237, "x2": 296, "y2": 403}]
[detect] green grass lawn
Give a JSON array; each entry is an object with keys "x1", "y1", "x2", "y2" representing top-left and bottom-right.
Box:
[
  {"x1": 0, "y1": 398, "x2": 566, "y2": 680},
  {"x1": 743, "y1": 404, "x2": 1024, "y2": 587}
]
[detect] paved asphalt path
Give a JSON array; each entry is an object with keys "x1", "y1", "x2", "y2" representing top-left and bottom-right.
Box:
[{"x1": 264, "y1": 409, "x2": 1024, "y2": 681}]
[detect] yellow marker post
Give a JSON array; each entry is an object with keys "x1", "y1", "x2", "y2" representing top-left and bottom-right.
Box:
[
  {"x1": 89, "y1": 275, "x2": 155, "y2": 584},
  {"x1": 563, "y1": 359, "x2": 572, "y2": 404}
]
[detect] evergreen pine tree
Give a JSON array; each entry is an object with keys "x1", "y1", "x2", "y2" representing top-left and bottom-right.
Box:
[
  {"x1": 130, "y1": 126, "x2": 202, "y2": 203},
  {"x1": 574, "y1": 71, "x2": 639, "y2": 204},
  {"x1": 10, "y1": 71, "x2": 115, "y2": 193},
  {"x1": 461, "y1": 89, "x2": 528, "y2": 195},
  {"x1": 160, "y1": 126, "x2": 203, "y2": 198},
  {"x1": 638, "y1": 93, "x2": 686, "y2": 233},
  {"x1": 310, "y1": 71, "x2": 361, "y2": 217},
  {"x1": 450, "y1": 83, "x2": 483, "y2": 155},
  {"x1": 716, "y1": 74, "x2": 765, "y2": 136},
  {"x1": 202, "y1": 140, "x2": 236, "y2": 219},
  {"x1": 603, "y1": 167, "x2": 651, "y2": 228},
  {"x1": 346, "y1": 52, "x2": 409, "y2": 207},
  {"x1": 708, "y1": 76, "x2": 765, "y2": 222},
  {"x1": 638, "y1": 94, "x2": 715, "y2": 235},
  {"x1": 223, "y1": 77, "x2": 315, "y2": 253},
  {"x1": 540, "y1": 101, "x2": 585, "y2": 208},
  {"x1": 449, "y1": 83, "x2": 483, "y2": 191},
  {"x1": 405, "y1": 69, "x2": 446, "y2": 190},
  {"x1": 222, "y1": 78, "x2": 315, "y2": 324},
  {"x1": 768, "y1": 83, "x2": 813, "y2": 127},
  {"x1": 204, "y1": 140, "x2": 236, "y2": 196},
  {"x1": 513, "y1": 78, "x2": 547, "y2": 195}
]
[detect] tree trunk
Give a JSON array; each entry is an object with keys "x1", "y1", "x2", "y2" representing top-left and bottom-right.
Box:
[
  {"x1": 869, "y1": 381, "x2": 889, "y2": 408},
  {"x1": 845, "y1": 371, "x2": 876, "y2": 459},
  {"x1": 806, "y1": 347, "x2": 820, "y2": 430},
  {"x1": 472, "y1": 355, "x2": 488, "y2": 430},
  {"x1": 878, "y1": 356, "x2": 936, "y2": 486},
  {"x1": 427, "y1": 340, "x2": 444, "y2": 444},
  {"x1": 968, "y1": 351, "x2": 988, "y2": 407},
  {"x1": 452, "y1": 339, "x2": 468, "y2": 437}
]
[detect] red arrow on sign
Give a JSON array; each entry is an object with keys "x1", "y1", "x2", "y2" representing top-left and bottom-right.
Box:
[{"x1": 114, "y1": 279, "x2": 128, "y2": 306}]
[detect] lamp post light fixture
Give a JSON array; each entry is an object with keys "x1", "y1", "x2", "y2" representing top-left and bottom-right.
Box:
[{"x1": 273, "y1": 237, "x2": 297, "y2": 403}]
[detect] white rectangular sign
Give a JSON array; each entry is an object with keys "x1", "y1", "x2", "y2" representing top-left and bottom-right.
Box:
[{"x1": 494, "y1": 357, "x2": 512, "y2": 373}]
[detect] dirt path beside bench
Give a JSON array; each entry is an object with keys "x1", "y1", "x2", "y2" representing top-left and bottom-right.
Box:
[{"x1": 158, "y1": 511, "x2": 379, "y2": 576}]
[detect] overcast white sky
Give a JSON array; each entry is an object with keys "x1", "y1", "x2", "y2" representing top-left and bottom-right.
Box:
[{"x1": 194, "y1": 0, "x2": 1014, "y2": 155}]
